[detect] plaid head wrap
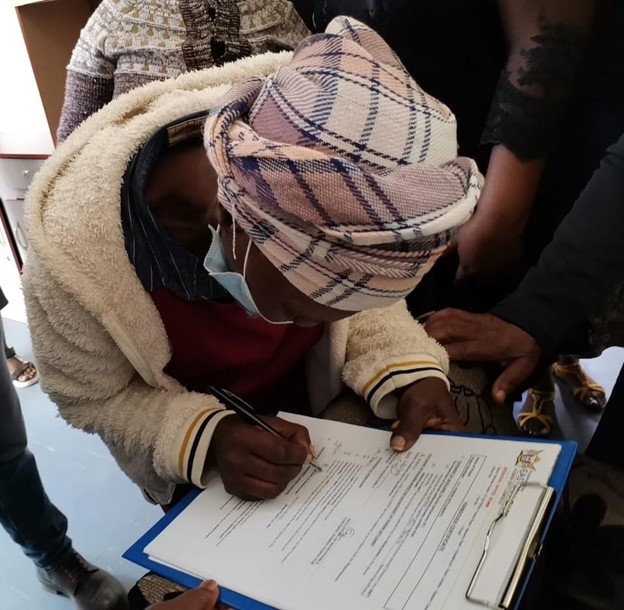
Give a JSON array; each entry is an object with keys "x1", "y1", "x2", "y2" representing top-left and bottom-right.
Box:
[{"x1": 204, "y1": 16, "x2": 483, "y2": 311}]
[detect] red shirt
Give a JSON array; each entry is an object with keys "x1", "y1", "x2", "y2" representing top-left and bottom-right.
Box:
[{"x1": 151, "y1": 289, "x2": 323, "y2": 414}]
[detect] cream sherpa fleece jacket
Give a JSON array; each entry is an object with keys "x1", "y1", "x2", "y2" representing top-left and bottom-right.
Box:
[{"x1": 23, "y1": 51, "x2": 449, "y2": 504}]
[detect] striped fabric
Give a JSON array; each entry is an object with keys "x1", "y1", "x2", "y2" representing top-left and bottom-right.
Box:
[
  {"x1": 204, "y1": 16, "x2": 483, "y2": 311},
  {"x1": 177, "y1": 410, "x2": 234, "y2": 485}
]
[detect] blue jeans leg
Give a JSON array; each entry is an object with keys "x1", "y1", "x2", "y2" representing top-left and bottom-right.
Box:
[
  {"x1": 0, "y1": 315, "x2": 72, "y2": 569},
  {"x1": 0, "y1": 450, "x2": 72, "y2": 569}
]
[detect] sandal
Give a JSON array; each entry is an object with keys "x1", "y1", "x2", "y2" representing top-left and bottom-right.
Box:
[
  {"x1": 8, "y1": 355, "x2": 39, "y2": 389},
  {"x1": 552, "y1": 361, "x2": 606, "y2": 413},
  {"x1": 517, "y1": 389, "x2": 555, "y2": 438},
  {"x1": 128, "y1": 572, "x2": 188, "y2": 609}
]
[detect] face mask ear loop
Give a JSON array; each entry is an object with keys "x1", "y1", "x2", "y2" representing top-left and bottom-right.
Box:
[
  {"x1": 230, "y1": 221, "x2": 238, "y2": 261},
  {"x1": 230, "y1": 199, "x2": 240, "y2": 261},
  {"x1": 242, "y1": 238, "x2": 253, "y2": 279}
]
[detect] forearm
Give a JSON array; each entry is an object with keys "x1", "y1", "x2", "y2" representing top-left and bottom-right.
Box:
[
  {"x1": 483, "y1": 0, "x2": 595, "y2": 161},
  {"x1": 58, "y1": 0, "x2": 118, "y2": 142},
  {"x1": 492, "y1": 132, "x2": 624, "y2": 357},
  {"x1": 475, "y1": 146, "x2": 546, "y2": 232},
  {"x1": 458, "y1": 0, "x2": 595, "y2": 276},
  {"x1": 23, "y1": 271, "x2": 232, "y2": 488},
  {"x1": 343, "y1": 301, "x2": 449, "y2": 419},
  {"x1": 57, "y1": 70, "x2": 114, "y2": 143},
  {"x1": 54, "y1": 380, "x2": 233, "y2": 487}
]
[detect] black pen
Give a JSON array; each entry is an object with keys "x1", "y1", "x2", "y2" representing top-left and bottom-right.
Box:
[{"x1": 209, "y1": 386, "x2": 322, "y2": 472}]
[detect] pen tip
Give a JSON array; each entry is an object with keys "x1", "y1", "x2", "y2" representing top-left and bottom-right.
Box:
[{"x1": 310, "y1": 461, "x2": 322, "y2": 472}]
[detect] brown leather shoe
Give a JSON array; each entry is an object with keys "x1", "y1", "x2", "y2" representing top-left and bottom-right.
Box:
[{"x1": 37, "y1": 550, "x2": 129, "y2": 610}]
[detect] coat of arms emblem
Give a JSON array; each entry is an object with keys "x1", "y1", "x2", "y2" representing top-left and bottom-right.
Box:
[{"x1": 516, "y1": 449, "x2": 543, "y2": 470}]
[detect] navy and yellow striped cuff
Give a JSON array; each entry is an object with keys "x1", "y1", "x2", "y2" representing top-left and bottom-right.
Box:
[
  {"x1": 176, "y1": 409, "x2": 235, "y2": 487},
  {"x1": 361, "y1": 359, "x2": 449, "y2": 420}
]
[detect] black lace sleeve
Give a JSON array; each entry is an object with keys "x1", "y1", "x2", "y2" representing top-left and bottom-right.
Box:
[{"x1": 482, "y1": 0, "x2": 595, "y2": 161}]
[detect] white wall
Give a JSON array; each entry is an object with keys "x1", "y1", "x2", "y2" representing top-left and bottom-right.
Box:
[
  {"x1": 0, "y1": 221, "x2": 26, "y2": 323},
  {"x1": 0, "y1": 2, "x2": 44, "y2": 321},
  {"x1": 0, "y1": 2, "x2": 54, "y2": 155}
]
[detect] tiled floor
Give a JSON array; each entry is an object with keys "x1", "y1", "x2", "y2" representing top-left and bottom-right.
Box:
[{"x1": 1, "y1": 317, "x2": 623, "y2": 609}]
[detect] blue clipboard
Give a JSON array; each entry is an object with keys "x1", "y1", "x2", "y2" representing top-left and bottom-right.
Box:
[
  {"x1": 123, "y1": 433, "x2": 577, "y2": 610},
  {"x1": 122, "y1": 486, "x2": 270, "y2": 610}
]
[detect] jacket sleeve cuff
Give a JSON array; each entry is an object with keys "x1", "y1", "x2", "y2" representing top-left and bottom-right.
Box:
[
  {"x1": 345, "y1": 354, "x2": 450, "y2": 420},
  {"x1": 168, "y1": 409, "x2": 236, "y2": 488}
]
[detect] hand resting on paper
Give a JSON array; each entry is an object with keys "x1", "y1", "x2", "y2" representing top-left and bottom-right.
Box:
[
  {"x1": 391, "y1": 378, "x2": 465, "y2": 453},
  {"x1": 211, "y1": 416, "x2": 312, "y2": 500},
  {"x1": 148, "y1": 580, "x2": 231, "y2": 610}
]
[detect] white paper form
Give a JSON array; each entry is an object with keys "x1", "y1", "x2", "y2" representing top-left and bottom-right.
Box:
[{"x1": 146, "y1": 414, "x2": 560, "y2": 610}]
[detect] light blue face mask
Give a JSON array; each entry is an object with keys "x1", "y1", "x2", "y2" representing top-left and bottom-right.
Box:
[{"x1": 203, "y1": 226, "x2": 292, "y2": 325}]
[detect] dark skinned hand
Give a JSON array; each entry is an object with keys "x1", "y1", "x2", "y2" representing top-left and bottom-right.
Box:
[
  {"x1": 425, "y1": 309, "x2": 543, "y2": 404},
  {"x1": 211, "y1": 416, "x2": 312, "y2": 501},
  {"x1": 390, "y1": 378, "x2": 465, "y2": 452},
  {"x1": 148, "y1": 581, "x2": 230, "y2": 610}
]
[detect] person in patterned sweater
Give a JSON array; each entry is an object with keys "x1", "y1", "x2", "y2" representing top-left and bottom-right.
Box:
[{"x1": 57, "y1": 0, "x2": 309, "y2": 142}]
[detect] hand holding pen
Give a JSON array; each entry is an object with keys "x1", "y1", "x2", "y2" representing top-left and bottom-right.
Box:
[
  {"x1": 209, "y1": 387, "x2": 321, "y2": 501},
  {"x1": 210, "y1": 387, "x2": 322, "y2": 471}
]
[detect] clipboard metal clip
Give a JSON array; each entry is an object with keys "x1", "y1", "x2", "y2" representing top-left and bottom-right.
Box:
[{"x1": 466, "y1": 481, "x2": 554, "y2": 609}]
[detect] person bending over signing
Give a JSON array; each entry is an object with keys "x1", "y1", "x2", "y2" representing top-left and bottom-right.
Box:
[{"x1": 23, "y1": 18, "x2": 482, "y2": 507}]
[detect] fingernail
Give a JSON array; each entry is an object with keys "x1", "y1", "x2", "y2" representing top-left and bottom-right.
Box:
[
  {"x1": 305, "y1": 452, "x2": 312, "y2": 464},
  {"x1": 309, "y1": 445, "x2": 318, "y2": 459},
  {"x1": 391, "y1": 436, "x2": 406, "y2": 451},
  {"x1": 424, "y1": 417, "x2": 443, "y2": 428},
  {"x1": 201, "y1": 580, "x2": 218, "y2": 591},
  {"x1": 391, "y1": 420, "x2": 401, "y2": 430}
]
